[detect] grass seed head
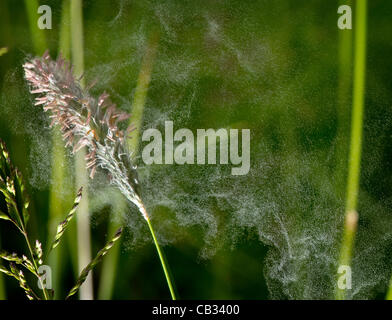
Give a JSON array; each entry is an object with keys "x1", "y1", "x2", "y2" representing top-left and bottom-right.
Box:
[{"x1": 24, "y1": 52, "x2": 147, "y2": 219}]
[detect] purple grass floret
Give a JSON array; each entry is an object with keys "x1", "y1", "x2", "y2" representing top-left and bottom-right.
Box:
[{"x1": 23, "y1": 52, "x2": 148, "y2": 220}]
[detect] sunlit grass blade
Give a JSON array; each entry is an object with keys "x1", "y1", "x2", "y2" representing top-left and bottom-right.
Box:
[
  {"x1": 335, "y1": 0, "x2": 353, "y2": 193},
  {"x1": 0, "y1": 47, "x2": 8, "y2": 57}
]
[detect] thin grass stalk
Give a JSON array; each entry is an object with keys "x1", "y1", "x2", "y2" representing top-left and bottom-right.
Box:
[
  {"x1": 335, "y1": 0, "x2": 353, "y2": 192},
  {"x1": 129, "y1": 33, "x2": 178, "y2": 301},
  {"x1": 21, "y1": 227, "x2": 49, "y2": 300},
  {"x1": 146, "y1": 215, "x2": 176, "y2": 300},
  {"x1": 335, "y1": 0, "x2": 367, "y2": 300},
  {"x1": 46, "y1": 0, "x2": 72, "y2": 299},
  {"x1": 70, "y1": 0, "x2": 93, "y2": 300},
  {"x1": 24, "y1": 0, "x2": 47, "y2": 55},
  {"x1": 97, "y1": 32, "x2": 159, "y2": 300},
  {"x1": 23, "y1": 0, "x2": 49, "y2": 299}
]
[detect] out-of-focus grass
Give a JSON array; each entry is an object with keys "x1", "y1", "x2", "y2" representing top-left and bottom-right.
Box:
[
  {"x1": 97, "y1": 199, "x2": 126, "y2": 300},
  {"x1": 70, "y1": 0, "x2": 93, "y2": 300},
  {"x1": 46, "y1": 0, "x2": 72, "y2": 299},
  {"x1": 24, "y1": 0, "x2": 47, "y2": 55},
  {"x1": 0, "y1": 48, "x2": 8, "y2": 57},
  {"x1": 335, "y1": 0, "x2": 352, "y2": 193}
]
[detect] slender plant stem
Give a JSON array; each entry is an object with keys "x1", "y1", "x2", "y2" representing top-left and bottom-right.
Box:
[
  {"x1": 145, "y1": 216, "x2": 176, "y2": 300},
  {"x1": 335, "y1": 0, "x2": 353, "y2": 193},
  {"x1": 345, "y1": 0, "x2": 367, "y2": 214},
  {"x1": 335, "y1": 0, "x2": 367, "y2": 300},
  {"x1": 22, "y1": 229, "x2": 49, "y2": 300},
  {"x1": 70, "y1": 0, "x2": 93, "y2": 300}
]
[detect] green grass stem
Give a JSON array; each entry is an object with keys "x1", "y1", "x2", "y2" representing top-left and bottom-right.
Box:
[
  {"x1": 146, "y1": 216, "x2": 176, "y2": 300},
  {"x1": 335, "y1": 0, "x2": 353, "y2": 192},
  {"x1": 70, "y1": 0, "x2": 93, "y2": 300},
  {"x1": 335, "y1": 0, "x2": 367, "y2": 300}
]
